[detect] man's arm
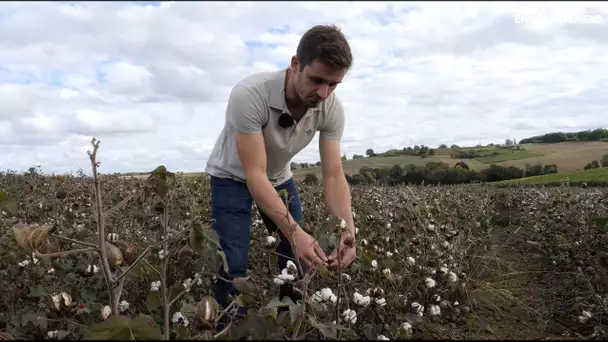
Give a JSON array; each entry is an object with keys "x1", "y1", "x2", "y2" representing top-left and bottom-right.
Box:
[
  {"x1": 233, "y1": 131, "x2": 303, "y2": 241},
  {"x1": 319, "y1": 138, "x2": 355, "y2": 238},
  {"x1": 318, "y1": 95, "x2": 355, "y2": 238}
]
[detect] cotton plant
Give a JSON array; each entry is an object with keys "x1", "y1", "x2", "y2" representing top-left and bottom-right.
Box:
[
  {"x1": 265, "y1": 235, "x2": 277, "y2": 246},
  {"x1": 311, "y1": 287, "x2": 338, "y2": 304},
  {"x1": 182, "y1": 278, "x2": 193, "y2": 292},
  {"x1": 352, "y1": 291, "x2": 371, "y2": 307},
  {"x1": 428, "y1": 304, "x2": 441, "y2": 316},
  {"x1": 360, "y1": 287, "x2": 387, "y2": 307},
  {"x1": 273, "y1": 260, "x2": 298, "y2": 286},
  {"x1": 172, "y1": 311, "x2": 189, "y2": 327},
  {"x1": 400, "y1": 322, "x2": 413, "y2": 334},
  {"x1": 411, "y1": 302, "x2": 425, "y2": 316},
  {"x1": 101, "y1": 305, "x2": 111, "y2": 320},
  {"x1": 17, "y1": 253, "x2": 39, "y2": 267},
  {"x1": 341, "y1": 308, "x2": 357, "y2": 324},
  {"x1": 578, "y1": 310, "x2": 592, "y2": 323},
  {"x1": 406, "y1": 256, "x2": 416, "y2": 266},
  {"x1": 150, "y1": 280, "x2": 161, "y2": 292},
  {"x1": 86, "y1": 264, "x2": 100, "y2": 274},
  {"x1": 119, "y1": 300, "x2": 130, "y2": 313},
  {"x1": 382, "y1": 268, "x2": 393, "y2": 280}
]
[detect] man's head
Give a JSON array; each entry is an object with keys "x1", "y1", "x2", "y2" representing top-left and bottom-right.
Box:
[{"x1": 288, "y1": 24, "x2": 352, "y2": 108}]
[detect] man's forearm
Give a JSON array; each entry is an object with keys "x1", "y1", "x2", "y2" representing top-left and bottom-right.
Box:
[
  {"x1": 323, "y1": 173, "x2": 355, "y2": 238},
  {"x1": 246, "y1": 173, "x2": 302, "y2": 241}
]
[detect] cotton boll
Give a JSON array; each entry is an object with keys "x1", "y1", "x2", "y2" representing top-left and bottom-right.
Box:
[
  {"x1": 407, "y1": 257, "x2": 416, "y2": 265},
  {"x1": 375, "y1": 297, "x2": 387, "y2": 307},
  {"x1": 329, "y1": 294, "x2": 338, "y2": 304},
  {"x1": 353, "y1": 292, "x2": 371, "y2": 307},
  {"x1": 411, "y1": 302, "x2": 424, "y2": 315},
  {"x1": 320, "y1": 288, "x2": 333, "y2": 301},
  {"x1": 311, "y1": 291, "x2": 323, "y2": 303},
  {"x1": 400, "y1": 322, "x2": 413, "y2": 334},
  {"x1": 265, "y1": 236, "x2": 276, "y2": 246},
  {"x1": 286, "y1": 260, "x2": 298, "y2": 272},
  {"x1": 429, "y1": 304, "x2": 441, "y2": 316},
  {"x1": 341, "y1": 309, "x2": 357, "y2": 324}
]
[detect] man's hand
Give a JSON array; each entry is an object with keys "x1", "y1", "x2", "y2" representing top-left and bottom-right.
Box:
[
  {"x1": 327, "y1": 235, "x2": 356, "y2": 269},
  {"x1": 292, "y1": 228, "x2": 328, "y2": 268}
]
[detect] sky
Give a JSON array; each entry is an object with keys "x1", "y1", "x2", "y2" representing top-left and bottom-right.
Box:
[{"x1": 0, "y1": 1, "x2": 607, "y2": 175}]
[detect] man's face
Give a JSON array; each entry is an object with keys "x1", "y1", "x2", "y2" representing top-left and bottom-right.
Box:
[{"x1": 290, "y1": 57, "x2": 347, "y2": 107}]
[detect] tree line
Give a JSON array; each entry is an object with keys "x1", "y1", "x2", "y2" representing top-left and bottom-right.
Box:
[
  {"x1": 302, "y1": 161, "x2": 559, "y2": 186},
  {"x1": 519, "y1": 128, "x2": 608, "y2": 144},
  {"x1": 584, "y1": 153, "x2": 608, "y2": 170}
]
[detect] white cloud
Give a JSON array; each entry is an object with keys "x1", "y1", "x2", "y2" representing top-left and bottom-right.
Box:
[{"x1": 0, "y1": 1, "x2": 607, "y2": 174}]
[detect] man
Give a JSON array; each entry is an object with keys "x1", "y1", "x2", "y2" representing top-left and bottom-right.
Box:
[{"x1": 205, "y1": 24, "x2": 357, "y2": 311}]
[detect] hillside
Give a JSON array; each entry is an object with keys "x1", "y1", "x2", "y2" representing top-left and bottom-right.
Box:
[
  {"x1": 292, "y1": 141, "x2": 607, "y2": 181},
  {"x1": 493, "y1": 167, "x2": 608, "y2": 186}
]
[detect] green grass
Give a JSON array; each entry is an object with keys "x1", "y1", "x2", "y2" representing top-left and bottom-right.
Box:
[
  {"x1": 475, "y1": 150, "x2": 543, "y2": 163},
  {"x1": 493, "y1": 167, "x2": 608, "y2": 185}
]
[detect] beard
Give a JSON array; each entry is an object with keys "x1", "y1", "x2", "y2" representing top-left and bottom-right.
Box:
[{"x1": 306, "y1": 96, "x2": 322, "y2": 107}]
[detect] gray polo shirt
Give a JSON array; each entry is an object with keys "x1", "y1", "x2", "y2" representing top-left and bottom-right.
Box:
[{"x1": 205, "y1": 68, "x2": 345, "y2": 186}]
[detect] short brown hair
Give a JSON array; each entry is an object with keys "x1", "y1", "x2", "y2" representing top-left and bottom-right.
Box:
[{"x1": 296, "y1": 24, "x2": 353, "y2": 71}]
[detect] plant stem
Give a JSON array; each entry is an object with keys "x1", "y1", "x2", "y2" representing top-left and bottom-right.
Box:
[
  {"x1": 160, "y1": 198, "x2": 170, "y2": 340},
  {"x1": 51, "y1": 234, "x2": 99, "y2": 249},
  {"x1": 336, "y1": 241, "x2": 343, "y2": 339},
  {"x1": 88, "y1": 139, "x2": 118, "y2": 316},
  {"x1": 35, "y1": 248, "x2": 97, "y2": 258},
  {"x1": 112, "y1": 232, "x2": 185, "y2": 284}
]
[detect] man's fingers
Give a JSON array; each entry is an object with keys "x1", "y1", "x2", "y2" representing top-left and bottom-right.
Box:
[
  {"x1": 309, "y1": 251, "x2": 325, "y2": 267},
  {"x1": 327, "y1": 247, "x2": 338, "y2": 261},
  {"x1": 299, "y1": 254, "x2": 312, "y2": 268},
  {"x1": 314, "y1": 243, "x2": 328, "y2": 263}
]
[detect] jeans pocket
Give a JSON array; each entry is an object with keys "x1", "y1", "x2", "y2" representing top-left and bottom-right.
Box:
[{"x1": 211, "y1": 176, "x2": 252, "y2": 213}]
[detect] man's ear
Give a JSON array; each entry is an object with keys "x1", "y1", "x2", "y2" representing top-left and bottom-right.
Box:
[{"x1": 290, "y1": 56, "x2": 299, "y2": 72}]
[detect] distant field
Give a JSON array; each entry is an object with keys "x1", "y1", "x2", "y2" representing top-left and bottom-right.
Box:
[
  {"x1": 496, "y1": 142, "x2": 608, "y2": 173},
  {"x1": 120, "y1": 141, "x2": 607, "y2": 183},
  {"x1": 493, "y1": 167, "x2": 608, "y2": 185},
  {"x1": 474, "y1": 150, "x2": 542, "y2": 163}
]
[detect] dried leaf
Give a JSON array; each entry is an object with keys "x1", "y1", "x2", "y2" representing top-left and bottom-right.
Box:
[
  {"x1": 232, "y1": 277, "x2": 257, "y2": 297},
  {"x1": 145, "y1": 165, "x2": 175, "y2": 198},
  {"x1": 12, "y1": 223, "x2": 32, "y2": 251}
]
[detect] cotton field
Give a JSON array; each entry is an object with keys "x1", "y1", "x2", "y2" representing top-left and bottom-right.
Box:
[{"x1": 0, "y1": 166, "x2": 606, "y2": 340}]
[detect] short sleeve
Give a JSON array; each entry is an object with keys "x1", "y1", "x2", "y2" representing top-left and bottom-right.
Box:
[
  {"x1": 225, "y1": 85, "x2": 266, "y2": 134},
  {"x1": 319, "y1": 94, "x2": 345, "y2": 140}
]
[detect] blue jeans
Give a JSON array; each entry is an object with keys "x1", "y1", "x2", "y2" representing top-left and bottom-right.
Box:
[{"x1": 210, "y1": 175, "x2": 307, "y2": 309}]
